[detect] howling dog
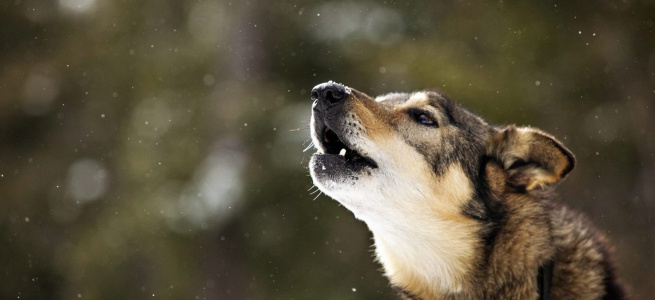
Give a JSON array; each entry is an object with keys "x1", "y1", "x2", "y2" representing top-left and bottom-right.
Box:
[{"x1": 308, "y1": 81, "x2": 628, "y2": 300}]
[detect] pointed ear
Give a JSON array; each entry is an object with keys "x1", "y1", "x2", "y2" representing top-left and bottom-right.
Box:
[{"x1": 486, "y1": 126, "x2": 575, "y2": 191}]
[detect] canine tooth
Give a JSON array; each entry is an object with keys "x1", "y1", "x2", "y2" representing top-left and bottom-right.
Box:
[{"x1": 339, "y1": 148, "x2": 346, "y2": 156}]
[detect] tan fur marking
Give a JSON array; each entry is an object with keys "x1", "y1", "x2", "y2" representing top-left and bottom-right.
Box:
[
  {"x1": 350, "y1": 96, "x2": 392, "y2": 139},
  {"x1": 404, "y1": 92, "x2": 430, "y2": 107}
]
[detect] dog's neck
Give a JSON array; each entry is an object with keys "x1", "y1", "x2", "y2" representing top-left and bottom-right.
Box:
[
  {"x1": 355, "y1": 164, "x2": 480, "y2": 298},
  {"x1": 369, "y1": 217, "x2": 479, "y2": 299}
]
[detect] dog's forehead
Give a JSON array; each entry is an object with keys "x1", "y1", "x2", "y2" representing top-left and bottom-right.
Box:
[
  {"x1": 375, "y1": 91, "x2": 442, "y2": 108},
  {"x1": 375, "y1": 92, "x2": 410, "y2": 105}
]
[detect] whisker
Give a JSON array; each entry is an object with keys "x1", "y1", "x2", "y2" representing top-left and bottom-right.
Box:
[
  {"x1": 313, "y1": 191, "x2": 323, "y2": 201},
  {"x1": 303, "y1": 142, "x2": 315, "y2": 152}
]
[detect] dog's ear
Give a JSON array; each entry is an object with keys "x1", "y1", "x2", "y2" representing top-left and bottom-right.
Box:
[{"x1": 486, "y1": 126, "x2": 575, "y2": 191}]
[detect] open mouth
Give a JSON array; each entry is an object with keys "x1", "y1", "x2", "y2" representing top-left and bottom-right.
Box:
[{"x1": 319, "y1": 126, "x2": 378, "y2": 169}]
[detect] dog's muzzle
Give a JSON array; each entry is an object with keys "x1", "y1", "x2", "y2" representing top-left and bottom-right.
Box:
[{"x1": 309, "y1": 81, "x2": 377, "y2": 174}]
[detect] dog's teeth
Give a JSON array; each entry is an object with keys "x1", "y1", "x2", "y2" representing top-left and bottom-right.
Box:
[{"x1": 339, "y1": 148, "x2": 346, "y2": 156}]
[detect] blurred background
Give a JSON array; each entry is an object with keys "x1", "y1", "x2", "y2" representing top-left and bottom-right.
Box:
[{"x1": 1, "y1": 0, "x2": 654, "y2": 299}]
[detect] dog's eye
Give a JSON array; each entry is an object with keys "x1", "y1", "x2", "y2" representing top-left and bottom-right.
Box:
[
  {"x1": 417, "y1": 114, "x2": 433, "y2": 125},
  {"x1": 409, "y1": 110, "x2": 437, "y2": 126}
]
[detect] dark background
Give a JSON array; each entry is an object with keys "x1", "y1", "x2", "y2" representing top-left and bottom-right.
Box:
[{"x1": 1, "y1": 1, "x2": 654, "y2": 299}]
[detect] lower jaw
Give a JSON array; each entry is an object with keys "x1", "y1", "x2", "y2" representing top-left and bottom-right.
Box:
[{"x1": 311, "y1": 153, "x2": 375, "y2": 173}]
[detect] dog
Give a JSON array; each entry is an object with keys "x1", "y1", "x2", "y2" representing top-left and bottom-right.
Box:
[{"x1": 308, "y1": 81, "x2": 628, "y2": 300}]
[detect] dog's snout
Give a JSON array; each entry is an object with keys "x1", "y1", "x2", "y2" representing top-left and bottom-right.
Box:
[{"x1": 312, "y1": 81, "x2": 347, "y2": 105}]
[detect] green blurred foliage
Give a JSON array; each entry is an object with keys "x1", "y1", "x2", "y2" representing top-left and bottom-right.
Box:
[{"x1": 1, "y1": 0, "x2": 654, "y2": 299}]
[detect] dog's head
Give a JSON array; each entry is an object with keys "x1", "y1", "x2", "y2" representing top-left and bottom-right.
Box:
[{"x1": 309, "y1": 81, "x2": 574, "y2": 221}]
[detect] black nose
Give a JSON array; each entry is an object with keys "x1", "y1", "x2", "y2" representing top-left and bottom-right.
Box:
[{"x1": 311, "y1": 81, "x2": 347, "y2": 105}]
